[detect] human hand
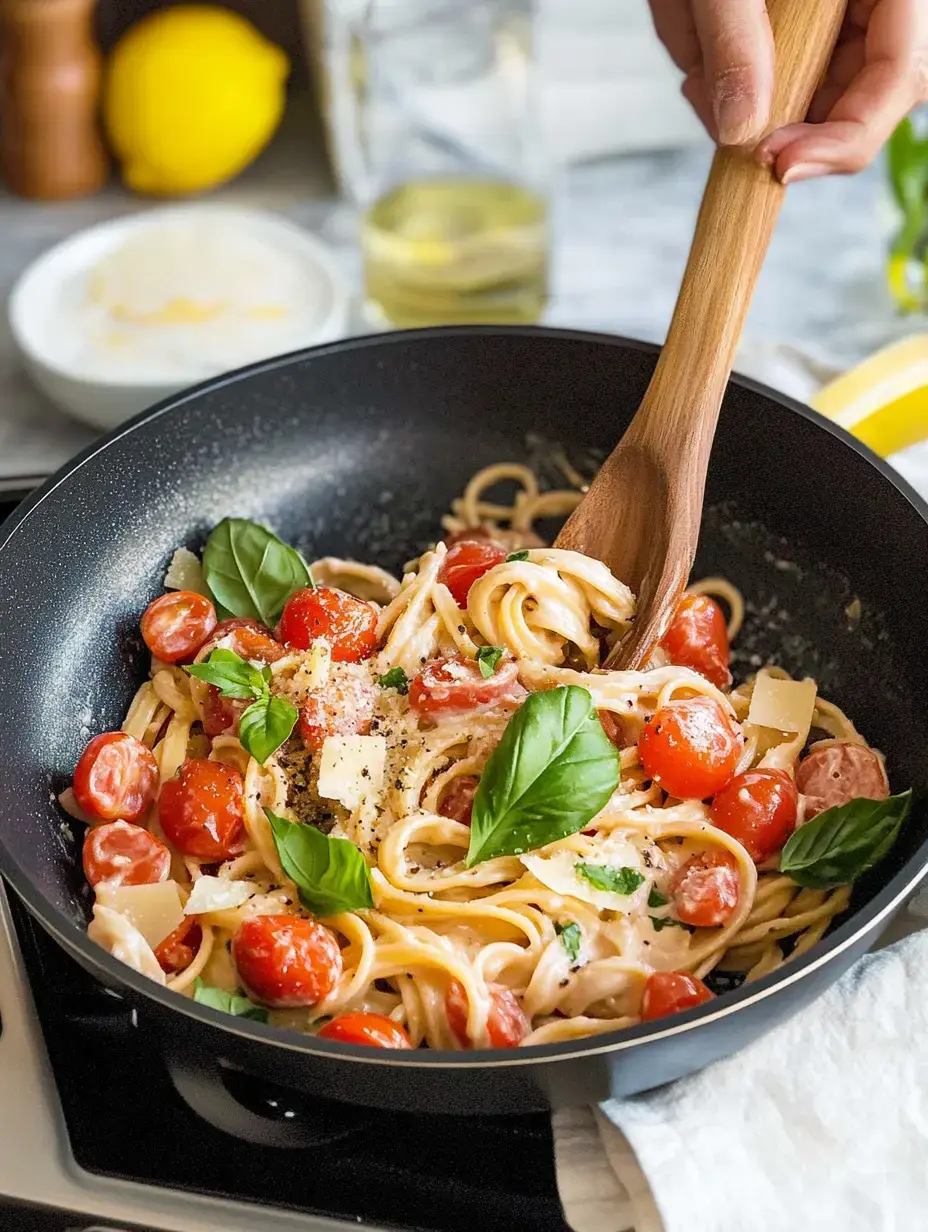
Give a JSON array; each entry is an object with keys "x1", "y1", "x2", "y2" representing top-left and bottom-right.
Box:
[{"x1": 648, "y1": 0, "x2": 928, "y2": 183}]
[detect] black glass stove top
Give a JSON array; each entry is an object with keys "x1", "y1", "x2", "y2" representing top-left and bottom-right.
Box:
[{"x1": 0, "y1": 489, "x2": 570, "y2": 1232}]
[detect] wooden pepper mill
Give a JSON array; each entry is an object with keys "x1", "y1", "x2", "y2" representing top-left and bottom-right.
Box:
[{"x1": 0, "y1": 0, "x2": 108, "y2": 199}]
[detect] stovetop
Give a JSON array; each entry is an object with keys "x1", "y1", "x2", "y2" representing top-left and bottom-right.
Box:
[{"x1": 0, "y1": 486, "x2": 571, "y2": 1232}]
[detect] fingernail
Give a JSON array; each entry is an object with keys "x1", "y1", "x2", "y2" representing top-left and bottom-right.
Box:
[
  {"x1": 781, "y1": 162, "x2": 831, "y2": 185},
  {"x1": 713, "y1": 91, "x2": 759, "y2": 147}
]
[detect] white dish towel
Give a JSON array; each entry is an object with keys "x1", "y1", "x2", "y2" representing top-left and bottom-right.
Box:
[{"x1": 553, "y1": 338, "x2": 928, "y2": 1232}]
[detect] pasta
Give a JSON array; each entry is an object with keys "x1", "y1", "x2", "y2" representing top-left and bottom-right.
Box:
[{"x1": 65, "y1": 461, "x2": 901, "y2": 1051}]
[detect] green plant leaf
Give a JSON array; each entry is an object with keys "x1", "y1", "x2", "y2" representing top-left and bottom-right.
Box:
[
  {"x1": 193, "y1": 979, "x2": 268, "y2": 1022},
  {"x1": 475, "y1": 645, "x2": 504, "y2": 679},
  {"x1": 239, "y1": 694, "x2": 298, "y2": 764},
  {"x1": 202, "y1": 517, "x2": 313, "y2": 626},
  {"x1": 649, "y1": 915, "x2": 691, "y2": 933},
  {"x1": 506, "y1": 550, "x2": 529, "y2": 562},
  {"x1": 647, "y1": 887, "x2": 670, "y2": 908},
  {"x1": 780, "y1": 790, "x2": 912, "y2": 890},
  {"x1": 265, "y1": 808, "x2": 374, "y2": 916},
  {"x1": 376, "y1": 666, "x2": 410, "y2": 694},
  {"x1": 555, "y1": 921, "x2": 582, "y2": 962},
  {"x1": 186, "y1": 647, "x2": 268, "y2": 699},
  {"x1": 576, "y1": 863, "x2": 644, "y2": 895},
  {"x1": 465, "y1": 686, "x2": 619, "y2": 866}
]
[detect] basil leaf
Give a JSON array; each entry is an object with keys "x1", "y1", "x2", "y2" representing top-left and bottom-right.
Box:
[
  {"x1": 194, "y1": 979, "x2": 268, "y2": 1023},
  {"x1": 377, "y1": 666, "x2": 410, "y2": 694},
  {"x1": 780, "y1": 790, "x2": 912, "y2": 890},
  {"x1": 888, "y1": 118, "x2": 928, "y2": 216},
  {"x1": 649, "y1": 915, "x2": 691, "y2": 933},
  {"x1": 647, "y1": 887, "x2": 669, "y2": 908},
  {"x1": 202, "y1": 517, "x2": 313, "y2": 626},
  {"x1": 265, "y1": 808, "x2": 374, "y2": 916},
  {"x1": 186, "y1": 647, "x2": 267, "y2": 699},
  {"x1": 476, "y1": 645, "x2": 504, "y2": 679},
  {"x1": 555, "y1": 921, "x2": 581, "y2": 963},
  {"x1": 506, "y1": 550, "x2": 529, "y2": 562},
  {"x1": 239, "y1": 694, "x2": 298, "y2": 764},
  {"x1": 465, "y1": 686, "x2": 619, "y2": 866},
  {"x1": 576, "y1": 863, "x2": 644, "y2": 895}
]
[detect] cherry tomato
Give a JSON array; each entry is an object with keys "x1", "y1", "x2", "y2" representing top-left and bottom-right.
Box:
[
  {"x1": 233, "y1": 915, "x2": 342, "y2": 1008},
  {"x1": 199, "y1": 620, "x2": 286, "y2": 737},
  {"x1": 409, "y1": 655, "x2": 524, "y2": 719},
  {"x1": 672, "y1": 850, "x2": 740, "y2": 928},
  {"x1": 154, "y1": 917, "x2": 202, "y2": 974},
  {"x1": 73, "y1": 731, "x2": 160, "y2": 823},
  {"x1": 796, "y1": 742, "x2": 889, "y2": 818},
  {"x1": 443, "y1": 526, "x2": 545, "y2": 552},
  {"x1": 445, "y1": 980, "x2": 528, "y2": 1049},
  {"x1": 82, "y1": 820, "x2": 171, "y2": 889},
  {"x1": 638, "y1": 697, "x2": 741, "y2": 799},
  {"x1": 640, "y1": 972, "x2": 714, "y2": 1022},
  {"x1": 158, "y1": 759, "x2": 245, "y2": 860},
  {"x1": 438, "y1": 540, "x2": 509, "y2": 607},
  {"x1": 710, "y1": 768, "x2": 798, "y2": 862},
  {"x1": 140, "y1": 591, "x2": 217, "y2": 664},
  {"x1": 276, "y1": 587, "x2": 378, "y2": 662},
  {"x1": 299, "y1": 671, "x2": 377, "y2": 752},
  {"x1": 318, "y1": 1012, "x2": 412, "y2": 1049},
  {"x1": 438, "y1": 776, "x2": 479, "y2": 825},
  {"x1": 598, "y1": 709, "x2": 631, "y2": 750},
  {"x1": 660, "y1": 594, "x2": 731, "y2": 689}
]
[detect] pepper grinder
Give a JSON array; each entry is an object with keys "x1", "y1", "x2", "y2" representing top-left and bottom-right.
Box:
[{"x1": 0, "y1": 0, "x2": 108, "y2": 199}]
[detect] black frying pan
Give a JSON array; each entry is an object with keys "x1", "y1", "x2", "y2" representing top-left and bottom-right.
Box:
[{"x1": 1, "y1": 327, "x2": 927, "y2": 1121}]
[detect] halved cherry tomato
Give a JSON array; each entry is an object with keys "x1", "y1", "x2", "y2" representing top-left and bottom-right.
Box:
[
  {"x1": 445, "y1": 979, "x2": 528, "y2": 1049},
  {"x1": 438, "y1": 776, "x2": 479, "y2": 825},
  {"x1": 233, "y1": 915, "x2": 342, "y2": 1008},
  {"x1": 638, "y1": 697, "x2": 741, "y2": 799},
  {"x1": 276, "y1": 587, "x2": 378, "y2": 662},
  {"x1": 672, "y1": 850, "x2": 740, "y2": 928},
  {"x1": 140, "y1": 591, "x2": 217, "y2": 663},
  {"x1": 318, "y1": 1012, "x2": 412, "y2": 1049},
  {"x1": 660, "y1": 594, "x2": 731, "y2": 689},
  {"x1": 598, "y1": 709, "x2": 631, "y2": 750},
  {"x1": 796, "y1": 742, "x2": 889, "y2": 818},
  {"x1": 710, "y1": 768, "x2": 798, "y2": 862},
  {"x1": 199, "y1": 620, "x2": 286, "y2": 737},
  {"x1": 158, "y1": 759, "x2": 245, "y2": 860},
  {"x1": 409, "y1": 655, "x2": 524, "y2": 719},
  {"x1": 73, "y1": 732, "x2": 160, "y2": 823},
  {"x1": 438, "y1": 540, "x2": 508, "y2": 607},
  {"x1": 82, "y1": 820, "x2": 171, "y2": 889},
  {"x1": 640, "y1": 972, "x2": 714, "y2": 1022},
  {"x1": 154, "y1": 917, "x2": 202, "y2": 974},
  {"x1": 299, "y1": 670, "x2": 377, "y2": 752}
]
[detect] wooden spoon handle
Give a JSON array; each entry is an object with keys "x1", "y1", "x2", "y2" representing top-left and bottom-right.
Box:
[{"x1": 632, "y1": 0, "x2": 847, "y2": 457}]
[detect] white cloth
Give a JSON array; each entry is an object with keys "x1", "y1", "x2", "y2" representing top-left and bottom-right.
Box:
[{"x1": 553, "y1": 340, "x2": 928, "y2": 1232}]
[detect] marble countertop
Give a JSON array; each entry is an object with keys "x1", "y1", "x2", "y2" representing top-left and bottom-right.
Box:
[{"x1": 0, "y1": 99, "x2": 913, "y2": 484}]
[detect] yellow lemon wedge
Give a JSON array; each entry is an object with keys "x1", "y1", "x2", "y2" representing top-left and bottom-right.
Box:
[
  {"x1": 103, "y1": 6, "x2": 289, "y2": 196},
  {"x1": 811, "y1": 335, "x2": 928, "y2": 459}
]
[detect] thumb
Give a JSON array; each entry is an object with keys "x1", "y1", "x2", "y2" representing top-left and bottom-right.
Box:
[{"x1": 692, "y1": 0, "x2": 775, "y2": 145}]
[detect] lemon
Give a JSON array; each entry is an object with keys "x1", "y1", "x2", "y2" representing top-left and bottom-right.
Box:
[
  {"x1": 812, "y1": 335, "x2": 928, "y2": 459},
  {"x1": 103, "y1": 6, "x2": 289, "y2": 196}
]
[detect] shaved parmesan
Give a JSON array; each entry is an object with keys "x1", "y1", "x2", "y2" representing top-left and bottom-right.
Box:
[
  {"x1": 293, "y1": 639, "x2": 332, "y2": 693},
  {"x1": 88, "y1": 904, "x2": 166, "y2": 984},
  {"x1": 748, "y1": 674, "x2": 817, "y2": 740},
  {"x1": 184, "y1": 876, "x2": 254, "y2": 916},
  {"x1": 318, "y1": 735, "x2": 387, "y2": 812},
  {"x1": 522, "y1": 841, "x2": 649, "y2": 915},
  {"x1": 163, "y1": 547, "x2": 209, "y2": 596},
  {"x1": 95, "y1": 880, "x2": 184, "y2": 949}
]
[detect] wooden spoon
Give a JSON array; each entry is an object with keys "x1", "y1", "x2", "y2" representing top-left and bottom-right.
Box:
[{"x1": 555, "y1": 0, "x2": 848, "y2": 670}]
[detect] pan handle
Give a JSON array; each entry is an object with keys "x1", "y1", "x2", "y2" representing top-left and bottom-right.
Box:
[{"x1": 165, "y1": 1051, "x2": 360, "y2": 1150}]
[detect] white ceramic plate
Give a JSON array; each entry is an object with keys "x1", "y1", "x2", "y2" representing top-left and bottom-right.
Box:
[{"x1": 8, "y1": 205, "x2": 351, "y2": 431}]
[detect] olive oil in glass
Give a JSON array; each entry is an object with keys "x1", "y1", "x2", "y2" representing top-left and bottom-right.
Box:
[{"x1": 362, "y1": 177, "x2": 547, "y2": 327}]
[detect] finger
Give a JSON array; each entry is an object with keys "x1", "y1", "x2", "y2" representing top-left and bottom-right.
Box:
[
  {"x1": 807, "y1": 35, "x2": 866, "y2": 123},
  {"x1": 649, "y1": 0, "x2": 702, "y2": 74},
  {"x1": 757, "y1": 0, "x2": 928, "y2": 182},
  {"x1": 682, "y1": 71, "x2": 716, "y2": 137},
  {"x1": 691, "y1": 0, "x2": 774, "y2": 146}
]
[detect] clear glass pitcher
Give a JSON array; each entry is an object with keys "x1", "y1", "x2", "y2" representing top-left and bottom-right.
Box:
[{"x1": 324, "y1": 0, "x2": 547, "y2": 327}]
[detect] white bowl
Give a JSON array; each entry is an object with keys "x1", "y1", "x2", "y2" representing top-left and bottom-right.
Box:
[{"x1": 8, "y1": 205, "x2": 351, "y2": 431}]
